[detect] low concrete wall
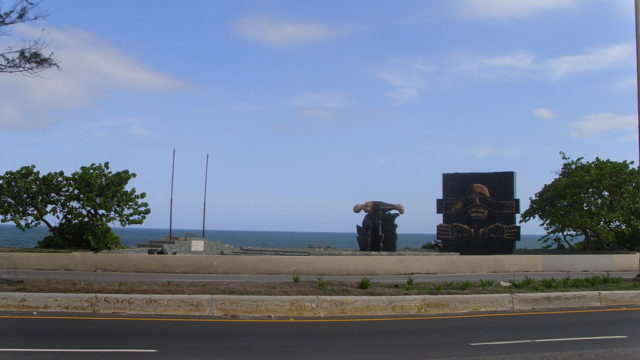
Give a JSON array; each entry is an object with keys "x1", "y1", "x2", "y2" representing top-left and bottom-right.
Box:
[
  {"x1": 0, "y1": 253, "x2": 638, "y2": 275},
  {"x1": 1, "y1": 291, "x2": 639, "y2": 317}
]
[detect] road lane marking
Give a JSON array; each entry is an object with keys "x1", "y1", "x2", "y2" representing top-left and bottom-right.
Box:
[
  {"x1": 470, "y1": 340, "x2": 533, "y2": 346},
  {"x1": 534, "y1": 336, "x2": 628, "y2": 342},
  {"x1": 0, "y1": 307, "x2": 638, "y2": 323},
  {"x1": 470, "y1": 335, "x2": 627, "y2": 346},
  {"x1": 0, "y1": 349, "x2": 157, "y2": 352}
]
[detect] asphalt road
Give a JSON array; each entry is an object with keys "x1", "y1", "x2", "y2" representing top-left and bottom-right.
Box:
[
  {"x1": 1, "y1": 308, "x2": 639, "y2": 359},
  {"x1": 5, "y1": 269, "x2": 639, "y2": 283}
]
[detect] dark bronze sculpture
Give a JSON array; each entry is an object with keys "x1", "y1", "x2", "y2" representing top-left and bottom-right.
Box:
[
  {"x1": 354, "y1": 201, "x2": 404, "y2": 252},
  {"x1": 436, "y1": 172, "x2": 520, "y2": 254}
]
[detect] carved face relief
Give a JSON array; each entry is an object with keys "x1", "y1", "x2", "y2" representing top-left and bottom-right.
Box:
[{"x1": 454, "y1": 184, "x2": 491, "y2": 222}]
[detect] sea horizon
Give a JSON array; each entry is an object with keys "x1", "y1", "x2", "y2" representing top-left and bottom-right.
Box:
[{"x1": 0, "y1": 224, "x2": 545, "y2": 249}]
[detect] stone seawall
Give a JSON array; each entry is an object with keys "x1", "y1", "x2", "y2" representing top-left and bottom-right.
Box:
[{"x1": 0, "y1": 253, "x2": 637, "y2": 275}]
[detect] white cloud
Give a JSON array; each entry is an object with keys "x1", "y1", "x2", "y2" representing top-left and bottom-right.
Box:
[
  {"x1": 290, "y1": 91, "x2": 350, "y2": 109},
  {"x1": 545, "y1": 44, "x2": 634, "y2": 80},
  {"x1": 0, "y1": 26, "x2": 185, "y2": 131},
  {"x1": 533, "y1": 108, "x2": 557, "y2": 119},
  {"x1": 570, "y1": 113, "x2": 636, "y2": 138},
  {"x1": 451, "y1": 51, "x2": 536, "y2": 80},
  {"x1": 290, "y1": 91, "x2": 351, "y2": 119},
  {"x1": 233, "y1": 16, "x2": 339, "y2": 46},
  {"x1": 77, "y1": 117, "x2": 156, "y2": 140},
  {"x1": 378, "y1": 60, "x2": 433, "y2": 105},
  {"x1": 456, "y1": 0, "x2": 581, "y2": 20}
]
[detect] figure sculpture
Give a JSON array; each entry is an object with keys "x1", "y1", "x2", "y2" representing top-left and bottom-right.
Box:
[
  {"x1": 436, "y1": 172, "x2": 520, "y2": 254},
  {"x1": 353, "y1": 201, "x2": 404, "y2": 252}
]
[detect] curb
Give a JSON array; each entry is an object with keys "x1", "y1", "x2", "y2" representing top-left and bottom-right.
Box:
[{"x1": 1, "y1": 291, "x2": 639, "y2": 317}]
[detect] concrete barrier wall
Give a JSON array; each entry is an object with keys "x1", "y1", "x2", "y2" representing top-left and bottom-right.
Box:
[
  {"x1": 0, "y1": 253, "x2": 638, "y2": 275},
  {"x1": 2, "y1": 291, "x2": 639, "y2": 317}
]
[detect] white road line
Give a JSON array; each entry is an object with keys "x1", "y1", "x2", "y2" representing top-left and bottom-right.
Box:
[
  {"x1": 0, "y1": 349, "x2": 158, "y2": 353},
  {"x1": 534, "y1": 336, "x2": 628, "y2": 343},
  {"x1": 470, "y1": 340, "x2": 533, "y2": 346},
  {"x1": 470, "y1": 335, "x2": 627, "y2": 346}
]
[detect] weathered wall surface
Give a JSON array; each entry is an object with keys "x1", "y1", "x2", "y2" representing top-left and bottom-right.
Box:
[
  {"x1": 1, "y1": 291, "x2": 639, "y2": 317},
  {"x1": 0, "y1": 253, "x2": 637, "y2": 275}
]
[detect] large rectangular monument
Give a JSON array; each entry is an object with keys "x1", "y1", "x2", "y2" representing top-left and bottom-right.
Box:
[{"x1": 436, "y1": 172, "x2": 520, "y2": 254}]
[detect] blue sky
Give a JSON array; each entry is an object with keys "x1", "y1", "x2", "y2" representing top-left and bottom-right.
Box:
[{"x1": 0, "y1": 0, "x2": 637, "y2": 234}]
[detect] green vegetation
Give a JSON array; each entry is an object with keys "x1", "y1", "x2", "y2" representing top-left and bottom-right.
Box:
[
  {"x1": 479, "y1": 279, "x2": 495, "y2": 288},
  {"x1": 403, "y1": 276, "x2": 415, "y2": 291},
  {"x1": 0, "y1": 162, "x2": 150, "y2": 251},
  {"x1": 522, "y1": 153, "x2": 640, "y2": 250},
  {"x1": 381, "y1": 275, "x2": 639, "y2": 295},
  {"x1": 458, "y1": 280, "x2": 473, "y2": 290},
  {"x1": 358, "y1": 277, "x2": 373, "y2": 290},
  {"x1": 3, "y1": 276, "x2": 637, "y2": 296},
  {"x1": 421, "y1": 241, "x2": 439, "y2": 250},
  {"x1": 315, "y1": 277, "x2": 326, "y2": 290},
  {"x1": 0, "y1": 0, "x2": 59, "y2": 75},
  {"x1": 292, "y1": 275, "x2": 301, "y2": 283}
]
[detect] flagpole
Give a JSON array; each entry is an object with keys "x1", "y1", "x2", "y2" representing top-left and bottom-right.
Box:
[
  {"x1": 169, "y1": 148, "x2": 175, "y2": 240},
  {"x1": 635, "y1": 0, "x2": 640, "y2": 168},
  {"x1": 202, "y1": 154, "x2": 209, "y2": 239}
]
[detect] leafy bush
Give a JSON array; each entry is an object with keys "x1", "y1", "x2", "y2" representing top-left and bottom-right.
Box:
[
  {"x1": 1, "y1": 163, "x2": 149, "y2": 251},
  {"x1": 522, "y1": 153, "x2": 640, "y2": 250},
  {"x1": 358, "y1": 277, "x2": 373, "y2": 290},
  {"x1": 541, "y1": 278, "x2": 559, "y2": 289},
  {"x1": 37, "y1": 222, "x2": 123, "y2": 252}
]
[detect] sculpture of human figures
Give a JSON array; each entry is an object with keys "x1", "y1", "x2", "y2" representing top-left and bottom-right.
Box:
[
  {"x1": 353, "y1": 201, "x2": 404, "y2": 252},
  {"x1": 437, "y1": 182, "x2": 520, "y2": 254}
]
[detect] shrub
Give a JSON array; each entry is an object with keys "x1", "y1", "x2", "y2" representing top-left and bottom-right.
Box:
[
  {"x1": 358, "y1": 277, "x2": 373, "y2": 290},
  {"x1": 458, "y1": 280, "x2": 472, "y2": 290},
  {"x1": 541, "y1": 277, "x2": 559, "y2": 289}
]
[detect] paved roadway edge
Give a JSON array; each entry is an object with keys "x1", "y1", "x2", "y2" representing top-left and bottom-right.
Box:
[{"x1": 0, "y1": 291, "x2": 638, "y2": 318}]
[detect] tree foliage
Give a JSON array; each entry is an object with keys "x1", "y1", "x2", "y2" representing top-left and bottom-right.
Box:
[
  {"x1": 521, "y1": 153, "x2": 640, "y2": 251},
  {"x1": 0, "y1": 163, "x2": 150, "y2": 251},
  {"x1": 0, "y1": 165, "x2": 65, "y2": 232},
  {"x1": 1, "y1": 0, "x2": 58, "y2": 74}
]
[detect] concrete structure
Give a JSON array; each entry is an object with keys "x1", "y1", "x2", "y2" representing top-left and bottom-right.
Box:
[
  {"x1": 0, "y1": 253, "x2": 638, "y2": 275},
  {"x1": 1, "y1": 291, "x2": 638, "y2": 317}
]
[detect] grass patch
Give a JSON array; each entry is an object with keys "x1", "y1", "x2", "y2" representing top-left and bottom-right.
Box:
[
  {"x1": 0, "y1": 275, "x2": 638, "y2": 296},
  {"x1": 358, "y1": 277, "x2": 373, "y2": 290},
  {"x1": 315, "y1": 277, "x2": 326, "y2": 290}
]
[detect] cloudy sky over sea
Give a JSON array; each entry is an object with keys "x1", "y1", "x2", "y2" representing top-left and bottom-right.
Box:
[{"x1": 0, "y1": 0, "x2": 637, "y2": 234}]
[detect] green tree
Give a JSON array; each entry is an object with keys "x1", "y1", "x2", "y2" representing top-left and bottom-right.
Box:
[
  {"x1": 64, "y1": 162, "x2": 150, "y2": 229},
  {"x1": 1, "y1": 0, "x2": 58, "y2": 74},
  {"x1": 0, "y1": 163, "x2": 150, "y2": 251},
  {"x1": 0, "y1": 165, "x2": 66, "y2": 233},
  {"x1": 521, "y1": 153, "x2": 640, "y2": 250}
]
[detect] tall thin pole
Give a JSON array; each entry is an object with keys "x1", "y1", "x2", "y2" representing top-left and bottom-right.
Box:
[
  {"x1": 202, "y1": 154, "x2": 209, "y2": 239},
  {"x1": 169, "y1": 148, "x2": 175, "y2": 240},
  {"x1": 636, "y1": 0, "x2": 640, "y2": 168},
  {"x1": 635, "y1": 0, "x2": 640, "y2": 280}
]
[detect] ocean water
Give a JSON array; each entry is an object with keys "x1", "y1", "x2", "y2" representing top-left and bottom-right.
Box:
[{"x1": 0, "y1": 224, "x2": 544, "y2": 249}]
